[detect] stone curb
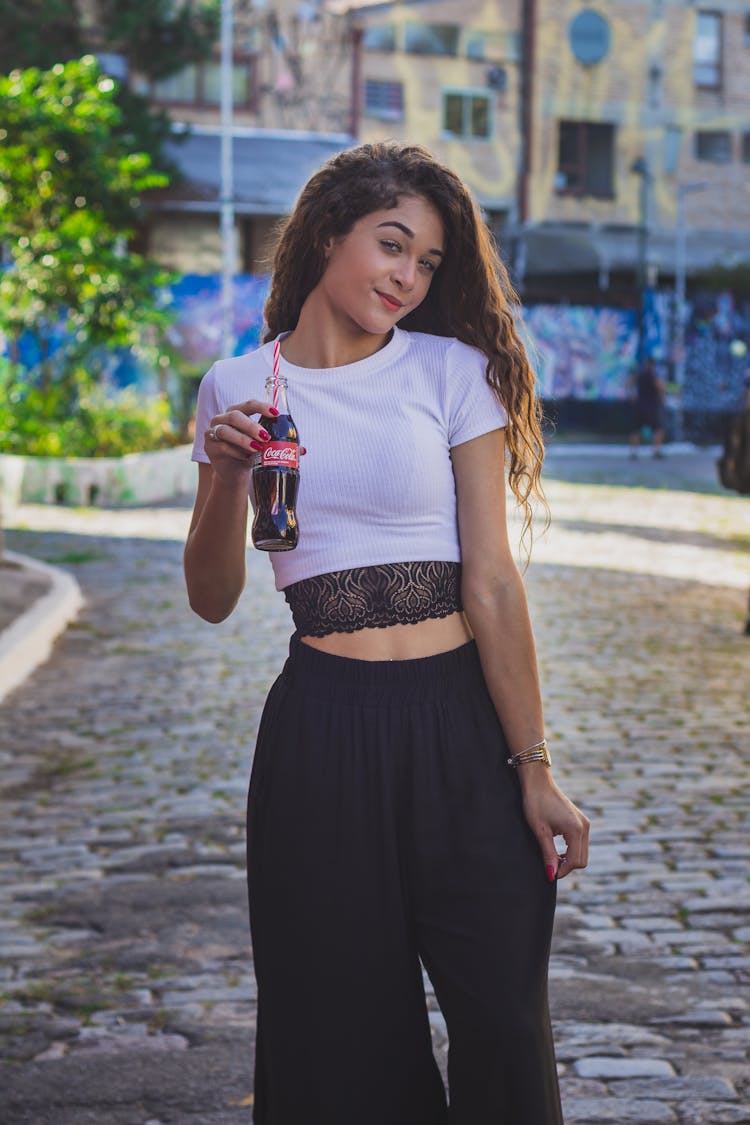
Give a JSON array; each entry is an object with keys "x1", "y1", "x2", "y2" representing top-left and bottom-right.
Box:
[{"x1": 0, "y1": 550, "x2": 83, "y2": 705}]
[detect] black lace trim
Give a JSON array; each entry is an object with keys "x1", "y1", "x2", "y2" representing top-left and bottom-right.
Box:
[{"x1": 284, "y1": 561, "x2": 462, "y2": 638}]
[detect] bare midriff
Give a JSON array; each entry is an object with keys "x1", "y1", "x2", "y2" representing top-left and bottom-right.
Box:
[{"x1": 299, "y1": 610, "x2": 473, "y2": 661}]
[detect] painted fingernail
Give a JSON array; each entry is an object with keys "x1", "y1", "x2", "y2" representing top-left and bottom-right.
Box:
[
  {"x1": 250, "y1": 440, "x2": 263, "y2": 451},
  {"x1": 300, "y1": 446, "x2": 307, "y2": 455},
  {"x1": 546, "y1": 865, "x2": 557, "y2": 883},
  {"x1": 258, "y1": 428, "x2": 270, "y2": 441},
  {"x1": 268, "y1": 407, "x2": 280, "y2": 416}
]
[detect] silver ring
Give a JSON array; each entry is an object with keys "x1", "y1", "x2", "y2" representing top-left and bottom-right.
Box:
[{"x1": 208, "y1": 424, "x2": 222, "y2": 442}]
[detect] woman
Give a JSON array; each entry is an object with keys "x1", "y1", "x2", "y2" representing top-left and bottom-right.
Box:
[{"x1": 185, "y1": 142, "x2": 589, "y2": 1124}]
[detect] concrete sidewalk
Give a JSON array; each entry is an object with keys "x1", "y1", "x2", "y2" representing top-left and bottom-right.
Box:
[{"x1": 0, "y1": 446, "x2": 748, "y2": 1124}]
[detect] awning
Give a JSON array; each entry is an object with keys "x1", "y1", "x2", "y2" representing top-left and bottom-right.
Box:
[{"x1": 150, "y1": 128, "x2": 354, "y2": 215}]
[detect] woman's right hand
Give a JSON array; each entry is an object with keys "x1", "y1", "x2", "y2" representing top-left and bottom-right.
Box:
[
  {"x1": 204, "y1": 399, "x2": 307, "y2": 486},
  {"x1": 203, "y1": 398, "x2": 278, "y2": 485}
]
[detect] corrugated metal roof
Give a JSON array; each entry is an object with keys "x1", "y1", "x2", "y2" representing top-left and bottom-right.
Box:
[{"x1": 153, "y1": 129, "x2": 353, "y2": 215}]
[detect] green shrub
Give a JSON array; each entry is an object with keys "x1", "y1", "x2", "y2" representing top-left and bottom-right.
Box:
[{"x1": 0, "y1": 363, "x2": 180, "y2": 457}]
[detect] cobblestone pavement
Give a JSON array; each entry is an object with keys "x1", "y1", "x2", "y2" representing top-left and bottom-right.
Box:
[{"x1": 0, "y1": 448, "x2": 748, "y2": 1124}]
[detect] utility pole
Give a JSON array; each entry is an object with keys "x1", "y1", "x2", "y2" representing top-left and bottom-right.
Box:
[
  {"x1": 515, "y1": 0, "x2": 536, "y2": 290},
  {"x1": 630, "y1": 156, "x2": 651, "y2": 362},
  {"x1": 350, "y1": 25, "x2": 363, "y2": 138},
  {"x1": 673, "y1": 182, "x2": 708, "y2": 388},
  {"x1": 518, "y1": 0, "x2": 536, "y2": 228},
  {"x1": 220, "y1": 0, "x2": 235, "y2": 358}
]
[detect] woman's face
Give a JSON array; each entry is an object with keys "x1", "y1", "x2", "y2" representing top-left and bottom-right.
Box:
[{"x1": 317, "y1": 195, "x2": 445, "y2": 337}]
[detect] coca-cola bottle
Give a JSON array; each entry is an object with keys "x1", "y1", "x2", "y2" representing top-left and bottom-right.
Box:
[{"x1": 251, "y1": 374, "x2": 300, "y2": 551}]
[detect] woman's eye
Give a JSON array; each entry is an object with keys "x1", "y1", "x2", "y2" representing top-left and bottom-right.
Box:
[
  {"x1": 420, "y1": 259, "x2": 437, "y2": 273},
  {"x1": 381, "y1": 240, "x2": 401, "y2": 252}
]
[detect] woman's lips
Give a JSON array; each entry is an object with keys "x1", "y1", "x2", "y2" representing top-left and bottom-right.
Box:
[{"x1": 376, "y1": 291, "x2": 404, "y2": 312}]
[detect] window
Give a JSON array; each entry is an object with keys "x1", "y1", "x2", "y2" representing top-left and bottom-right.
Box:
[
  {"x1": 443, "y1": 91, "x2": 491, "y2": 139},
  {"x1": 203, "y1": 62, "x2": 250, "y2": 106},
  {"x1": 663, "y1": 125, "x2": 683, "y2": 175},
  {"x1": 695, "y1": 130, "x2": 732, "y2": 162},
  {"x1": 405, "y1": 23, "x2": 459, "y2": 56},
  {"x1": 694, "y1": 11, "x2": 722, "y2": 88},
  {"x1": 153, "y1": 65, "x2": 198, "y2": 103},
  {"x1": 364, "y1": 80, "x2": 404, "y2": 121},
  {"x1": 363, "y1": 23, "x2": 396, "y2": 52},
  {"x1": 743, "y1": 133, "x2": 750, "y2": 163},
  {"x1": 152, "y1": 59, "x2": 256, "y2": 107},
  {"x1": 556, "y1": 121, "x2": 615, "y2": 198}
]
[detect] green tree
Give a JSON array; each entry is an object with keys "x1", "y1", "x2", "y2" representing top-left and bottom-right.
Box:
[
  {"x1": 0, "y1": 1, "x2": 82, "y2": 73},
  {"x1": 0, "y1": 1, "x2": 220, "y2": 173},
  {"x1": 0, "y1": 57, "x2": 175, "y2": 453},
  {"x1": 97, "y1": 0, "x2": 221, "y2": 83}
]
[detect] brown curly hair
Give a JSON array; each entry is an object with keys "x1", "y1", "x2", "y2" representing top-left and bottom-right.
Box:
[{"x1": 263, "y1": 141, "x2": 547, "y2": 551}]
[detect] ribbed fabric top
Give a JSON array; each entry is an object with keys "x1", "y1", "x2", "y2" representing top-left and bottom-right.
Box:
[{"x1": 192, "y1": 327, "x2": 507, "y2": 590}]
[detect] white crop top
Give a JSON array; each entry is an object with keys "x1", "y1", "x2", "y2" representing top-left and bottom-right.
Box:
[{"x1": 191, "y1": 327, "x2": 507, "y2": 591}]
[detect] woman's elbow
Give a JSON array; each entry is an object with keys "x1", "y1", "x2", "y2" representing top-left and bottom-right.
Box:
[
  {"x1": 185, "y1": 578, "x2": 239, "y2": 624},
  {"x1": 461, "y1": 566, "x2": 523, "y2": 615},
  {"x1": 188, "y1": 598, "x2": 232, "y2": 624}
]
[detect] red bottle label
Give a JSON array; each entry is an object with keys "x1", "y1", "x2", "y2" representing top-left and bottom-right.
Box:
[{"x1": 261, "y1": 441, "x2": 299, "y2": 470}]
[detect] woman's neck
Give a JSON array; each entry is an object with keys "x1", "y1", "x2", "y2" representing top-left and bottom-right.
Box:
[{"x1": 281, "y1": 301, "x2": 392, "y2": 369}]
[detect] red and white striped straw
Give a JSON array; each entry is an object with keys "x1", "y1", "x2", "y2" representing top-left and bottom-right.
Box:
[{"x1": 272, "y1": 338, "x2": 281, "y2": 411}]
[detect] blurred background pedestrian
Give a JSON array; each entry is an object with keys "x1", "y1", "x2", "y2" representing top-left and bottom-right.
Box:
[{"x1": 630, "y1": 357, "x2": 666, "y2": 459}]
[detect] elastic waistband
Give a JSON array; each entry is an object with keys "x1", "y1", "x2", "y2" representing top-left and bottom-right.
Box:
[{"x1": 281, "y1": 632, "x2": 482, "y2": 703}]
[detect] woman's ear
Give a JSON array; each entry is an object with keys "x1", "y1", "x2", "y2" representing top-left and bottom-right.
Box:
[{"x1": 323, "y1": 236, "x2": 334, "y2": 259}]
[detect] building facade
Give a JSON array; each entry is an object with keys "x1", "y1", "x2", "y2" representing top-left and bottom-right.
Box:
[
  {"x1": 347, "y1": 0, "x2": 750, "y2": 301},
  {"x1": 137, "y1": 0, "x2": 356, "y2": 274},
  {"x1": 348, "y1": 0, "x2": 524, "y2": 248},
  {"x1": 521, "y1": 0, "x2": 750, "y2": 302},
  {"x1": 141, "y1": 0, "x2": 748, "y2": 322}
]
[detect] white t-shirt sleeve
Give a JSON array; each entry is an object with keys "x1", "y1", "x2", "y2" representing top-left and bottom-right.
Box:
[
  {"x1": 445, "y1": 340, "x2": 508, "y2": 448},
  {"x1": 191, "y1": 364, "x2": 221, "y2": 464}
]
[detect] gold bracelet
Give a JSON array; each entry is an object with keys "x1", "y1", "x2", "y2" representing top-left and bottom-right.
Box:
[{"x1": 507, "y1": 739, "x2": 551, "y2": 768}]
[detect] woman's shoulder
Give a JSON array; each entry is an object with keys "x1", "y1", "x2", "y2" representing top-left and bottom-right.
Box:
[{"x1": 402, "y1": 330, "x2": 487, "y2": 371}]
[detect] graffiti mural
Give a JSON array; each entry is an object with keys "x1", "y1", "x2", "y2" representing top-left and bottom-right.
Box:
[
  {"x1": 682, "y1": 291, "x2": 750, "y2": 438},
  {"x1": 166, "y1": 274, "x2": 272, "y2": 366},
  {"x1": 522, "y1": 304, "x2": 639, "y2": 400},
  {"x1": 7, "y1": 273, "x2": 748, "y2": 419}
]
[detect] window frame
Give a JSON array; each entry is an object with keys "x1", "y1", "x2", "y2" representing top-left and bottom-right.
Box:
[
  {"x1": 555, "y1": 120, "x2": 616, "y2": 200},
  {"x1": 362, "y1": 23, "x2": 397, "y2": 52},
  {"x1": 405, "y1": 21, "x2": 460, "y2": 57},
  {"x1": 693, "y1": 10, "x2": 723, "y2": 91},
  {"x1": 150, "y1": 55, "x2": 258, "y2": 110},
  {"x1": 694, "y1": 129, "x2": 733, "y2": 163},
  {"x1": 363, "y1": 78, "x2": 404, "y2": 121},
  {"x1": 441, "y1": 87, "x2": 493, "y2": 141}
]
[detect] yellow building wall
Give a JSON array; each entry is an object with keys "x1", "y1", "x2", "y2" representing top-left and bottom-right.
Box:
[
  {"x1": 355, "y1": 0, "x2": 523, "y2": 210},
  {"x1": 149, "y1": 214, "x2": 233, "y2": 274},
  {"x1": 532, "y1": 1, "x2": 750, "y2": 232}
]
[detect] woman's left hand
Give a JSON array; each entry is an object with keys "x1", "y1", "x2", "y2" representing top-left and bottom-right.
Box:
[{"x1": 519, "y1": 771, "x2": 590, "y2": 882}]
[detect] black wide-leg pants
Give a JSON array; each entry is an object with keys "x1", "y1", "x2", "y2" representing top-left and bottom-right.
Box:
[{"x1": 246, "y1": 635, "x2": 562, "y2": 1125}]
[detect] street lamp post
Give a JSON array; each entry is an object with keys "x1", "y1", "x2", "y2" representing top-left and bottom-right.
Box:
[
  {"x1": 630, "y1": 157, "x2": 650, "y2": 363},
  {"x1": 673, "y1": 182, "x2": 708, "y2": 393},
  {"x1": 220, "y1": 0, "x2": 235, "y2": 359}
]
